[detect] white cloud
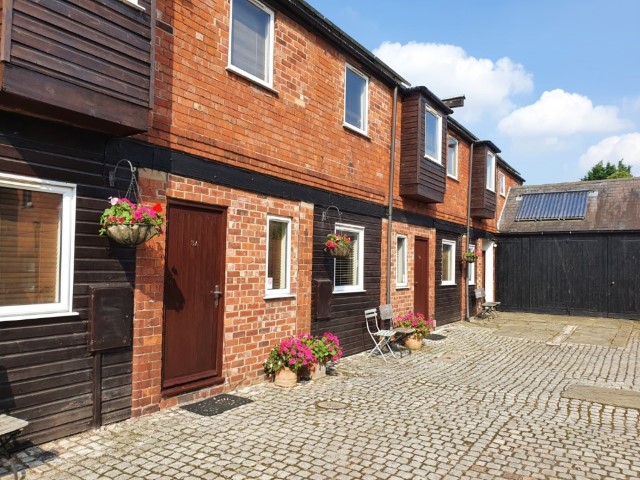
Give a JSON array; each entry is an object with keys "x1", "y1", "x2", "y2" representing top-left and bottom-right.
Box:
[
  {"x1": 373, "y1": 42, "x2": 533, "y2": 122},
  {"x1": 578, "y1": 133, "x2": 640, "y2": 173},
  {"x1": 498, "y1": 89, "x2": 631, "y2": 138}
]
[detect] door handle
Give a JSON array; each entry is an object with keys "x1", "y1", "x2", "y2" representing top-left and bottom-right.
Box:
[{"x1": 213, "y1": 284, "x2": 223, "y2": 307}]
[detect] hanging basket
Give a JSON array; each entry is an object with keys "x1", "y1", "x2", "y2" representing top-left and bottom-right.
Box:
[
  {"x1": 105, "y1": 224, "x2": 160, "y2": 246},
  {"x1": 324, "y1": 246, "x2": 352, "y2": 258},
  {"x1": 462, "y1": 252, "x2": 477, "y2": 263}
]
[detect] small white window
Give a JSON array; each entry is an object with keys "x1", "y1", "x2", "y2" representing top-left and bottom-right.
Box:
[
  {"x1": 441, "y1": 239, "x2": 456, "y2": 286},
  {"x1": 266, "y1": 216, "x2": 291, "y2": 297},
  {"x1": 499, "y1": 172, "x2": 506, "y2": 196},
  {"x1": 344, "y1": 65, "x2": 368, "y2": 134},
  {"x1": 447, "y1": 136, "x2": 458, "y2": 179},
  {"x1": 396, "y1": 235, "x2": 408, "y2": 288},
  {"x1": 229, "y1": 0, "x2": 274, "y2": 87},
  {"x1": 486, "y1": 152, "x2": 496, "y2": 191},
  {"x1": 425, "y1": 107, "x2": 442, "y2": 163},
  {"x1": 467, "y1": 247, "x2": 476, "y2": 285},
  {"x1": 333, "y1": 224, "x2": 364, "y2": 293},
  {"x1": 0, "y1": 173, "x2": 76, "y2": 320}
]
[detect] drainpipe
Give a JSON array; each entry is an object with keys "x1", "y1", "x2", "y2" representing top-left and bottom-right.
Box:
[
  {"x1": 465, "y1": 141, "x2": 475, "y2": 321},
  {"x1": 386, "y1": 85, "x2": 399, "y2": 304}
]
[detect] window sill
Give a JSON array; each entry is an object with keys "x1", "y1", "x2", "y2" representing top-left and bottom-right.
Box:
[
  {"x1": 226, "y1": 66, "x2": 278, "y2": 95},
  {"x1": 447, "y1": 174, "x2": 460, "y2": 182},
  {"x1": 342, "y1": 123, "x2": 370, "y2": 140},
  {"x1": 441, "y1": 282, "x2": 456, "y2": 287},
  {"x1": 118, "y1": 0, "x2": 145, "y2": 11},
  {"x1": 0, "y1": 311, "x2": 79, "y2": 322},
  {"x1": 424, "y1": 155, "x2": 443, "y2": 166},
  {"x1": 264, "y1": 293, "x2": 296, "y2": 301},
  {"x1": 396, "y1": 285, "x2": 410, "y2": 291},
  {"x1": 333, "y1": 288, "x2": 366, "y2": 295}
]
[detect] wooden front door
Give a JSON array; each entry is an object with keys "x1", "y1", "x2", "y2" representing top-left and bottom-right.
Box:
[
  {"x1": 414, "y1": 238, "x2": 429, "y2": 315},
  {"x1": 162, "y1": 202, "x2": 226, "y2": 394}
]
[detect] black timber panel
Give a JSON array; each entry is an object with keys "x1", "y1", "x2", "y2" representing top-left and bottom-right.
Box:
[
  {"x1": 608, "y1": 235, "x2": 640, "y2": 319},
  {"x1": 435, "y1": 230, "x2": 462, "y2": 325},
  {"x1": 310, "y1": 206, "x2": 382, "y2": 356},
  {"x1": 0, "y1": 113, "x2": 133, "y2": 444},
  {"x1": 496, "y1": 237, "x2": 531, "y2": 311}
]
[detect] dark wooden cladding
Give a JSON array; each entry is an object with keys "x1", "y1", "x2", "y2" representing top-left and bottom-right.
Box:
[
  {"x1": 0, "y1": 113, "x2": 133, "y2": 444},
  {"x1": 0, "y1": 0, "x2": 153, "y2": 135},
  {"x1": 400, "y1": 91, "x2": 447, "y2": 203},
  {"x1": 310, "y1": 207, "x2": 382, "y2": 356},
  {"x1": 497, "y1": 233, "x2": 640, "y2": 319},
  {"x1": 470, "y1": 144, "x2": 497, "y2": 219},
  {"x1": 435, "y1": 230, "x2": 462, "y2": 325}
]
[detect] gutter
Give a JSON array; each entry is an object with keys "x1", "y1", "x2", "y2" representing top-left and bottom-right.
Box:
[{"x1": 386, "y1": 85, "x2": 399, "y2": 304}]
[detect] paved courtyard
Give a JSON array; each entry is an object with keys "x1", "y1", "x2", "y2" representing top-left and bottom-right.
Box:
[{"x1": 2, "y1": 313, "x2": 640, "y2": 480}]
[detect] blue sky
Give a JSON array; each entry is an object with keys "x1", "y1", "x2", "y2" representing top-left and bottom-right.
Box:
[{"x1": 306, "y1": 0, "x2": 640, "y2": 185}]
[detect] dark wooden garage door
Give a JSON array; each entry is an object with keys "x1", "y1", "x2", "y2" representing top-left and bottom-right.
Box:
[{"x1": 497, "y1": 234, "x2": 640, "y2": 319}]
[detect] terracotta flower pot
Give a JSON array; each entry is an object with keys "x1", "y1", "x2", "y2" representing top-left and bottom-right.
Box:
[
  {"x1": 404, "y1": 334, "x2": 423, "y2": 351},
  {"x1": 311, "y1": 362, "x2": 326, "y2": 380},
  {"x1": 274, "y1": 367, "x2": 297, "y2": 387}
]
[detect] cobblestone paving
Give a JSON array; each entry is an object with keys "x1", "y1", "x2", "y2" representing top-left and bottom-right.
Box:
[{"x1": 2, "y1": 317, "x2": 639, "y2": 479}]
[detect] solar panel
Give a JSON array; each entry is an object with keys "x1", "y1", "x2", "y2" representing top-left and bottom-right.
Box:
[{"x1": 515, "y1": 191, "x2": 588, "y2": 221}]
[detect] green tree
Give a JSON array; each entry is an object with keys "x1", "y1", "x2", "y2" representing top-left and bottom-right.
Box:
[{"x1": 581, "y1": 159, "x2": 632, "y2": 181}]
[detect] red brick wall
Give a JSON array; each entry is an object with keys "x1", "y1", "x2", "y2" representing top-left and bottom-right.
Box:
[
  {"x1": 144, "y1": 0, "x2": 398, "y2": 206},
  {"x1": 131, "y1": 169, "x2": 313, "y2": 416}
]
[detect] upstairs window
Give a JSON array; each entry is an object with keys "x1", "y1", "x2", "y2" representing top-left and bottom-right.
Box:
[
  {"x1": 333, "y1": 224, "x2": 364, "y2": 293},
  {"x1": 486, "y1": 152, "x2": 496, "y2": 191},
  {"x1": 265, "y1": 216, "x2": 291, "y2": 297},
  {"x1": 499, "y1": 172, "x2": 506, "y2": 196},
  {"x1": 0, "y1": 173, "x2": 76, "y2": 320},
  {"x1": 344, "y1": 65, "x2": 368, "y2": 134},
  {"x1": 425, "y1": 107, "x2": 442, "y2": 163},
  {"x1": 447, "y1": 136, "x2": 458, "y2": 179},
  {"x1": 396, "y1": 235, "x2": 408, "y2": 287},
  {"x1": 229, "y1": 0, "x2": 274, "y2": 87}
]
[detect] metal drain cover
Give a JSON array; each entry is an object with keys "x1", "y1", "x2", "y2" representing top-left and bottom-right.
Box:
[{"x1": 316, "y1": 400, "x2": 348, "y2": 410}]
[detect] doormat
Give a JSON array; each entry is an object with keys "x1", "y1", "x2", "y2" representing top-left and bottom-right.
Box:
[{"x1": 181, "y1": 394, "x2": 253, "y2": 416}]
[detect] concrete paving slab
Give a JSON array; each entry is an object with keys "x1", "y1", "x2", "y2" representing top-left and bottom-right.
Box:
[{"x1": 562, "y1": 385, "x2": 640, "y2": 410}]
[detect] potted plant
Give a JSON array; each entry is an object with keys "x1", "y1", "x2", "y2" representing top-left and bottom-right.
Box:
[
  {"x1": 394, "y1": 312, "x2": 435, "y2": 350},
  {"x1": 99, "y1": 197, "x2": 164, "y2": 246},
  {"x1": 263, "y1": 336, "x2": 314, "y2": 387},
  {"x1": 323, "y1": 233, "x2": 353, "y2": 258},
  {"x1": 300, "y1": 332, "x2": 343, "y2": 379},
  {"x1": 462, "y1": 248, "x2": 480, "y2": 263}
]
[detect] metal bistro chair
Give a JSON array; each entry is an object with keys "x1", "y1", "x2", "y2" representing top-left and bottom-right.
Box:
[
  {"x1": 364, "y1": 308, "x2": 397, "y2": 362},
  {"x1": 474, "y1": 288, "x2": 500, "y2": 318},
  {"x1": 379, "y1": 304, "x2": 415, "y2": 357}
]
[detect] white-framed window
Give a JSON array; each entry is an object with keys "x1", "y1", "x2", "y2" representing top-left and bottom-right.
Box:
[
  {"x1": 447, "y1": 136, "x2": 458, "y2": 179},
  {"x1": 229, "y1": 0, "x2": 275, "y2": 88},
  {"x1": 333, "y1": 224, "x2": 364, "y2": 293},
  {"x1": 396, "y1": 235, "x2": 408, "y2": 288},
  {"x1": 467, "y1": 246, "x2": 476, "y2": 285},
  {"x1": 425, "y1": 106, "x2": 442, "y2": 163},
  {"x1": 0, "y1": 173, "x2": 76, "y2": 320},
  {"x1": 441, "y1": 239, "x2": 456, "y2": 286},
  {"x1": 344, "y1": 64, "x2": 368, "y2": 134},
  {"x1": 499, "y1": 172, "x2": 506, "y2": 196},
  {"x1": 265, "y1": 215, "x2": 291, "y2": 297},
  {"x1": 486, "y1": 152, "x2": 496, "y2": 191}
]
